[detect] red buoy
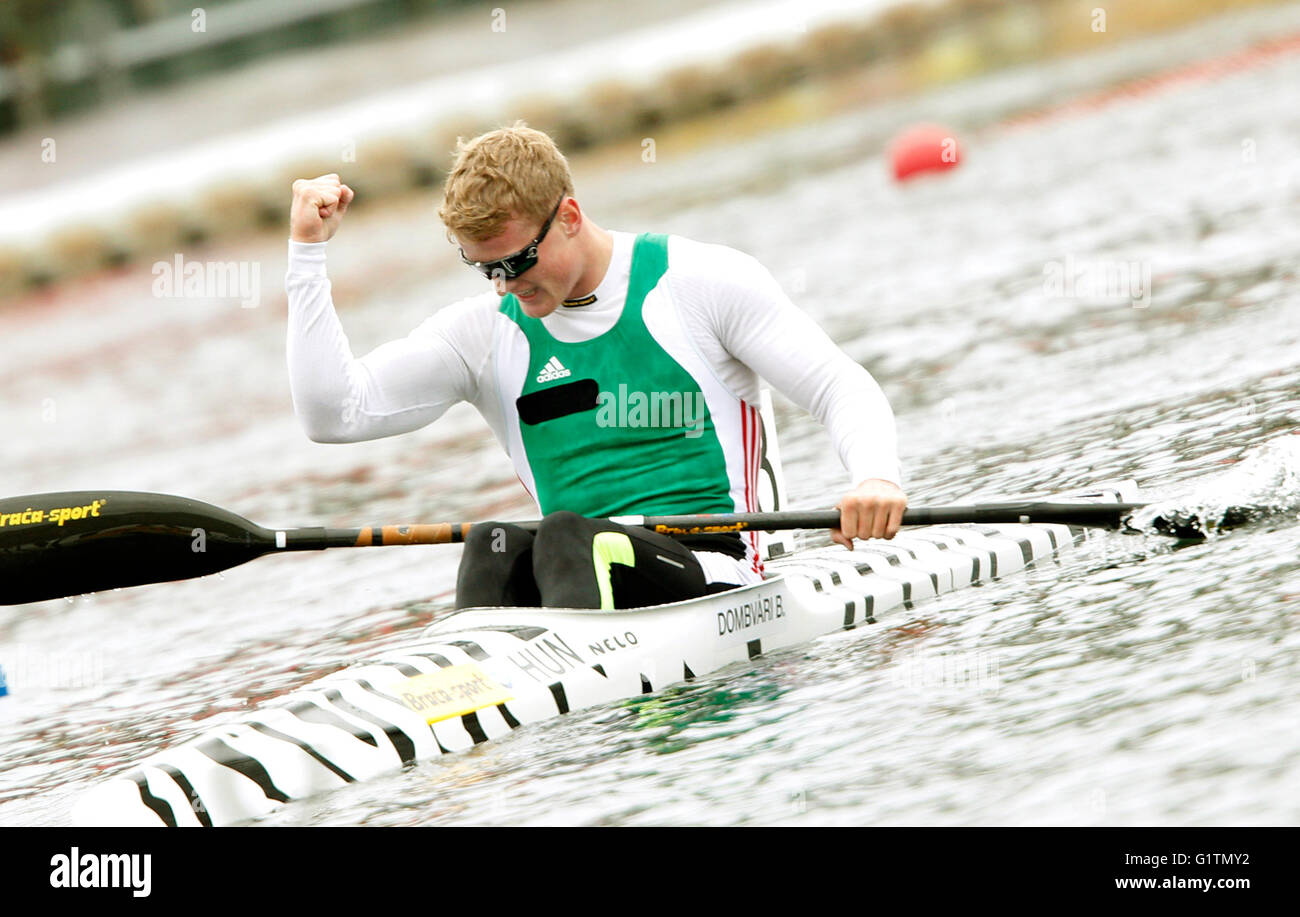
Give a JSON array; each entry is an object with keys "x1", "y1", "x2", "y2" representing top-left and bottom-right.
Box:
[{"x1": 889, "y1": 124, "x2": 961, "y2": 181}]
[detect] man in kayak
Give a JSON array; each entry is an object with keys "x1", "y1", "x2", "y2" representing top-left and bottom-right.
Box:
[{"x1": 287, "y1": 123, "x2": 906, "y2": 610}]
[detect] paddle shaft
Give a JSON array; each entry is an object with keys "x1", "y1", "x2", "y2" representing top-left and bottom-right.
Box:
[
  {"x1": 292, "y1": 501, "x2": 1149, "y2": 545},
  {"x1": 637, "y1": 502, "x2": 1147, "y2": 535}
]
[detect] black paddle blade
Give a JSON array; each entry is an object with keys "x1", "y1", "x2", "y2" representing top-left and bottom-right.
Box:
[{"x1": 0, "y1": 491, "x2": 276, "y2": 605}]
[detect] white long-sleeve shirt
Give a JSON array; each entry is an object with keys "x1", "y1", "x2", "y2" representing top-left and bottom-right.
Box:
[{"x1": 286, "y1": 230, "x2": 901, "y2": 491}]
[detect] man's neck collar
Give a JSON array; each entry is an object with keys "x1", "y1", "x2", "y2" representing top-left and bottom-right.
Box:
[{"x1": 564, "y1": 226, "x2": 614, "y2": 306}]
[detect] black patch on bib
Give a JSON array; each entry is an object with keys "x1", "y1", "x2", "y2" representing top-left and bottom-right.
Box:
[{"x1": 517, "y1": 378, "x2": 600, "y2": 425}]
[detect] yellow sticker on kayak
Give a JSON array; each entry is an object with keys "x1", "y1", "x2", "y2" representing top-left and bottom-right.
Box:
[{"x1": 394, "y1": 665, "x2": 513, "y2": 724}]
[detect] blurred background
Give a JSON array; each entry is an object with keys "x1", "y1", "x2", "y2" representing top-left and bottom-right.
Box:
[
  {"x1": 1, "y1": 0, "x2": 1298, "y2": 828},
  {"x1": 3, "y1": 0, "x2": 1295, "y2": 288}
]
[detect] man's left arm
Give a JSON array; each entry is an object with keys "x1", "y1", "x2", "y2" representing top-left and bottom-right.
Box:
[{"x1": 697, "y1": 249, "x2": 907, "y2": 543}]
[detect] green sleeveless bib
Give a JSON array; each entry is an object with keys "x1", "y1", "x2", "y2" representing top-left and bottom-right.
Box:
[{"x1": 499, "y1": 233, "x2": 733, "y2": 517}]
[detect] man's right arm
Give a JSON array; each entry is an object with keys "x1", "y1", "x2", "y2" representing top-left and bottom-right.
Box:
[
  {"x1": 285, "y1": 174, "x2": 479, "y2": 443},
  {"x1": 285, "y1": 241, "x2": 477, "y2": 442}
]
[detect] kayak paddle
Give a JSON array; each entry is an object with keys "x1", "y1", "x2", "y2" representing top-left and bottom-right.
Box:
[{"x1": 0, "y1": 489, "x2": 1238, "y2": 605}]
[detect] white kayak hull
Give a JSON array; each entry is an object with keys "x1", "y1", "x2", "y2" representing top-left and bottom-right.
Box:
[{"x1": 72, "y1": 483, "x2": 1136, "y2": 826}]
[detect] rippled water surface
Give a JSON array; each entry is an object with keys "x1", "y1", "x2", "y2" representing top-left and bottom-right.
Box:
[{"x1": 2, "y1": 9, "x2": 1298, "y2": 826}]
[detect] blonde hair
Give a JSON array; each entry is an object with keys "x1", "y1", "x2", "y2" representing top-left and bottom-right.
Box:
[{"x1": 438, "y1": 121, "x2": 575, "y2": 242}]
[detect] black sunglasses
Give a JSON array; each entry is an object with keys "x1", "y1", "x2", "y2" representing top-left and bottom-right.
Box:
[{"x1": 459, "y1": 197, "x2": 564, "y2": 281}]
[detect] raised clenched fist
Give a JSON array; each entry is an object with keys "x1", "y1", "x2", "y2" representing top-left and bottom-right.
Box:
[{"x1": 289, "y1": 174, "x2": 354, "y2": 243}]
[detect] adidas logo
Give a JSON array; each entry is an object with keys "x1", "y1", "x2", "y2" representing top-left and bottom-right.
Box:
[{"x1": 536, "y1": 356, "x2": 572, "y2": 383}]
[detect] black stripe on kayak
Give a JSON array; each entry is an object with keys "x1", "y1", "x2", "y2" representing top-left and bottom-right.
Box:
[
  {"x1": 747, "y1": 639, "x2": 761, "y2": 658},
  {"x1": 461, "y1": 711, "x2": 489, "y2": 744},
  {"x1": 830, "y1": 571, "x2": 842, "y2": 586},
  {"x1": 548, "y1": 682, "x2": 569, "y2": 714},
  {"x1": 592, "y1": 663, "x2": 606, "y2": 677},
  {"x1": 911, "y1": 532, "x2": 979, "y2": 581},
  {"x1": 843, "y1": 600, "x2": 855, "y2": 629},
  {"x1": 159, "y1": 763, "x2": 211, "y2": 827},
  {"x1": 892, "y1": 545, "x2": 940, "y2": 593},
  {"x1": 940, "y1": 529, "x2": 998, "y2": 579},
  {"x1": 411, "y1": 652, "x2": 453, "y2": 668},
  {"x1": 446, "y1": 640, "x2": 489, "y2": 661},
  {"x1": 451, "y1": 624, "x2": 547, "y2": 641},
  {"x1": 911, "y1": 535, "x2": 980, "y2": 584},
  {"x1": 287, "y1": 699, "x2": 378, "y2": 748},
  {"x1": 324, "y1": 687, "x2": 416, "y2": 757},
  {"x1": 499, "y1": 704, "x2": 521, "y2": 728},
  {"x1": 250, "y1": 720, "x2": 355, "y2": 783},
  {"x1": 351, "y1": 679, "x2": 419, "y2": 764},
  {"x1": 857, "y1": 545, "x2": 940, "y2": 594},
  {"x1": 957, "y1": 533, "x2": 996, "y2": 580},
  {"x1": 132, "y1": 772, "x2": 178, "y2": 827},
  {"x1": 847, "y1": 546, "x2": 899, "y2": 569},
  {"x1": 855, "y1": 561, "x2": 913, "y2": 608},
  {"x1": 392, "y1": 662, "x2": 422, "y2": 677},
  {"x1": 197, "y1": 737, "x2": 289, "y2": 803},
  {"x1": 860, "y1": 547, "x2": 901, "y2": 567},
  {"x1": 684, "y1": 662, "x2": 696, "y2": 680},
  {"x1": 977, "y1": 527, "x2": 1033, "y2": 567},
  {"x1": 864, "y1": 592, "x2": 876, "y2": 624},
  {"x1": 640, "y1": 674, "x2": 652, "y2": 694},
  {"x1": 419, "y1": 720, "x2": 451, "y2": 755},
  {"x1": 917, "y1": 537, "x2": 970, "y2": 582},
  {"x1": 858, "y1": 544, "x2": 912, "y2": 569},
  {"x1": 915, "y1": 529, "x2": 991, "y2": 581}
]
